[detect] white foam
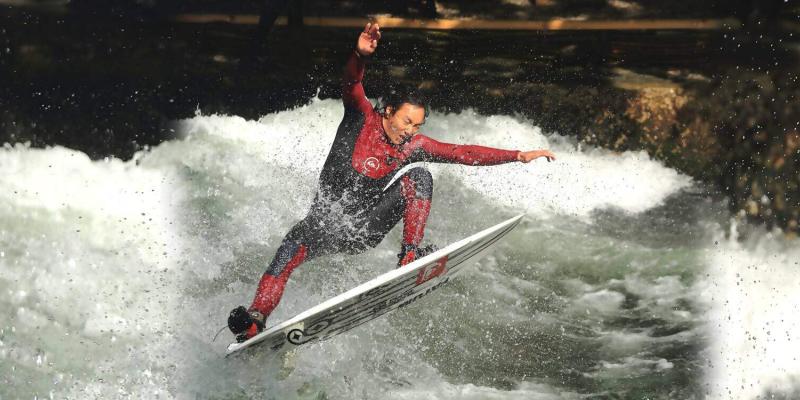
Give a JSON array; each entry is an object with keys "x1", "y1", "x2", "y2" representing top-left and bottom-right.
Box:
[
  {"x1": 703, "y1": 224, "x2": 800, "y2": 399},
  {"x1": 175, "y1": 102, "x2": 691, "y2": 222},
  {"x1": 570, "y1": 289, "x2": 626, "y2": 316},
  {"x1": 389, "y1": 381, "x2": 582, "y2": 400},
  {"x1": 0, "y1": 98, "x2": 762, "y2": 399},
  {"x1": 0, "y1": 143, "x2": 183, "y2": 398},
  {"x1": 422, "y1": 109, "x2": 692, "y2": 219},
  {"x1": 584, "y1": 356, "x2": 674, "y2": 379}
]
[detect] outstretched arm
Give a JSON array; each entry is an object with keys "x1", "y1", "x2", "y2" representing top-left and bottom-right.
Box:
[
  {"x1": 411, "y1": 135, "x2": 556, "y2": 165},
  {"x1": 342, "y1": 23, "x2": 381, "y2": 114}
]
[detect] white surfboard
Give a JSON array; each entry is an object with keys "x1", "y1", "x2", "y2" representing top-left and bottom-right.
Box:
[{"x1": 226, "y1": 214, "x2": 524, "y2": 357}]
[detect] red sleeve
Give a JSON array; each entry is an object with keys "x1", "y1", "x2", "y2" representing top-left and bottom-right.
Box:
[
  {"x1": 409, "y1": 135, "x2": 520, "y2": 166},
  {"x1": 342, "y1": 50, "x2": 373, "y2": 114}
]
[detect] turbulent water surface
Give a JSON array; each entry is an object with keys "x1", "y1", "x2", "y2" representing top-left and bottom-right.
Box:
[{"x1": 1, "y1": 99, "x2": 798, "y2": 399}]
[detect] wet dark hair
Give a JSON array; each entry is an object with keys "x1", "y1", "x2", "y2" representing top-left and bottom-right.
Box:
[{"x1": 377, "y1": 84, "x2": 429, "y2": 118}]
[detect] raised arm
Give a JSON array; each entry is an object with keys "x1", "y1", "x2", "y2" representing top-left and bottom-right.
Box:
[{"x1": 342, "y1": 23, "x2": 381, "y2": 114}]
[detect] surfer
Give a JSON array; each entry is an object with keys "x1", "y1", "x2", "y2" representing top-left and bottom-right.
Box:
[{"x1": 228, "y1": 23, "x2": 556, "y2": 343}]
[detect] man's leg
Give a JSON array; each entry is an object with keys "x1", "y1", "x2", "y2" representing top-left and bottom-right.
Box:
[
  {"x1": 249, "y1": 213, "x2": 337, "y2": 316},
  {"x1": 249, "y1": 237, "x2": 308, "y2": 319},
  {"x1": 230, "y1": 217, "x2": 326, "y2": 342},
  {"x1": 398, "y1": 167, "x2": 434, "y2": 265},
  {"x1": 358, "y1": 167, "x2": 434, "y2": 266}
]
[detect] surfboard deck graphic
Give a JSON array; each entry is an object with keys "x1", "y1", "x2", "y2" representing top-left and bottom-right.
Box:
[{"x1": 225, "y1": 214, "x2": 523, "y2": 357}]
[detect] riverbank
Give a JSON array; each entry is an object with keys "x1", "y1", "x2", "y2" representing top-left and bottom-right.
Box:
[{"x1": 1, "y1": 6, "x2": 798, "y2": 234}]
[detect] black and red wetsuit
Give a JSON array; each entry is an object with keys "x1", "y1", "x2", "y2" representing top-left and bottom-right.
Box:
[{"x1": 248, "y1": 50, "x2": 521, "y2": 318}]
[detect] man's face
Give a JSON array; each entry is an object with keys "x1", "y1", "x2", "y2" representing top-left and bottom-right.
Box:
[{"x1": 382, "y1": 103, "x2": 426, "y2": 145}]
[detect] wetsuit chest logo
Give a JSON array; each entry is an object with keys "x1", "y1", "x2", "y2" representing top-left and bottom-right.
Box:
[
  {"x1": 363, "y1": 157, "x2": 380, "y2": 173},
  {"x1": 350, "y1": 114, "x2": 404, "y2": 179}
]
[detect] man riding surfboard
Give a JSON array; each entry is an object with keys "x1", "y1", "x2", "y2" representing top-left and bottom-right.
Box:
[{"x1": 227, "y1": 23, "x2": 556, "y2": 343}]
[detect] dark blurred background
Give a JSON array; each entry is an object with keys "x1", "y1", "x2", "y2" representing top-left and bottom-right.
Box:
[{"x1": 1, "y1": 0, "x2": 798, "y2": 233}]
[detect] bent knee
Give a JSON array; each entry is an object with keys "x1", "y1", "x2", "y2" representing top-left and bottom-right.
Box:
[{"x1": 403, "y1": 167, "x2": 433, "y2": 200}]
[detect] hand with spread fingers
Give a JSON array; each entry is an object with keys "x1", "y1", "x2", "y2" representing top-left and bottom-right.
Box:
[{"x1": 356, "y1": 22, "x2": 381, "y2": 57}]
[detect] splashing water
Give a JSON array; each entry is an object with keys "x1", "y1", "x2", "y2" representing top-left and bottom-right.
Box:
[{"x1": 1, "y1": 98, "x2": 797, "y2": 399}]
